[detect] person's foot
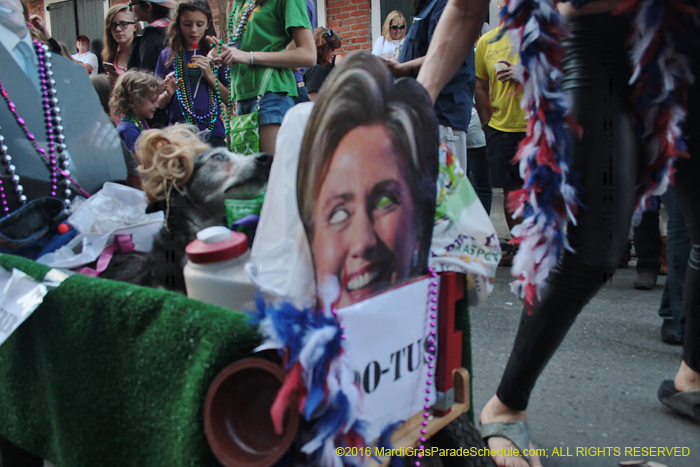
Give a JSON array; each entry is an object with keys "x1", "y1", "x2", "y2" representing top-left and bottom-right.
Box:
[
  {"x1": 660, "y1": 319, "x2": 683, "y2": 346},
  {"x1": 479, "y1": 396, "x2": 543, "y2": 467},
  {"x1": 633, "y1": 271, "x2": 657, "y2": 290},
  {"x1": 675, "y1": 361, "x2": 700, "y2": 393}
]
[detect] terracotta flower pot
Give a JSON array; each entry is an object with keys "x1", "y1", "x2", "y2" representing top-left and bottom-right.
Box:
[{"x1": 204, "y1": 358, "x2": 298, "y2": 467}]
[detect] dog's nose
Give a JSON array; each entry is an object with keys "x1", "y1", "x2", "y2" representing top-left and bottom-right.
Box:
[{"x1": 255, "y1": 153, "x2": 273, "y2": 168}]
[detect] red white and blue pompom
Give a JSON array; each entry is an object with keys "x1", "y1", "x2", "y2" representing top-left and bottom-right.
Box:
[{"x1": 255, "y1": 277, "x2": 368, "y2": 466}]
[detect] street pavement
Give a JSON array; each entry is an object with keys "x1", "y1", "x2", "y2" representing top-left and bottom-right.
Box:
[{"x1": 469, "y1": 190, "x2": 700, "y2": 467}]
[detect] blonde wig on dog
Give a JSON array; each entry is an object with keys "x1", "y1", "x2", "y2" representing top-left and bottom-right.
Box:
[{"x1": 136, "y1": 124, "x2": 211, "y2": 203}]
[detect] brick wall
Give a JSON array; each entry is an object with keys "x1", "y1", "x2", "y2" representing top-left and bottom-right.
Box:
[
  {"x1": 326, "y1": 0, "x2": 372, "y2": 54},
  {"x1": 28, "y1": 0, "x2": 46, "y2": 19}
]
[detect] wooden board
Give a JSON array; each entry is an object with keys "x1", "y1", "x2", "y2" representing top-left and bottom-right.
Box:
[{"x1": 368, "y1": 368, "x2": 471, "y2": 466}]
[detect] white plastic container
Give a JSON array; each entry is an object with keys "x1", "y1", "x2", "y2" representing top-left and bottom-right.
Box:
[{"x1": 183, "y1": 226, "x2": 257, "y2": 311}]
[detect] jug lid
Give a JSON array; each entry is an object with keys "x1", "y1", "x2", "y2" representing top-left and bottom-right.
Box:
[{"x1": 186, "y1": 227, "x2": 248, "y2": 264}]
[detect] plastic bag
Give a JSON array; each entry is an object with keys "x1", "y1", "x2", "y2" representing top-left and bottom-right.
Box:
[
  {"x1": 37, "y1": 182, "x2": 164, "y2": 269},
  {"x1": 246, "y1": 103, "x2": 316, "y2": 307},
  {"x1": 430, "y1": 145, "x2": 500, "y2": 305}
]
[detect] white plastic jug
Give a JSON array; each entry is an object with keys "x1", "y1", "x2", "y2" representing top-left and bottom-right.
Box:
[{"x1": 184, "y1": 226, "x2": 257, "y2": 311}]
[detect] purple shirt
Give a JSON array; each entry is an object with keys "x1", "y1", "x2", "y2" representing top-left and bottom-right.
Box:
[
  {"x1": 116, "y1": 120, "x2": 141, "y2": 152},
  {"x1": 155, "y1": 49, "x2": 229, "y2": 138}
]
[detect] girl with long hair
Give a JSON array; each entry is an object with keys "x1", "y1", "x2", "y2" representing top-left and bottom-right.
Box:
[
  {"x1": 154, "y1": 0, "x2": 230, "y2": 146},
  {"x1": 302, "y1": 27, "x2": 341, "y2": 101},
  {"x1": 102, "y1": 4, "x2": 137, "y2": 83},
  {"x1": 208, "y1": 0, "x2": 315, "y2": 155}
]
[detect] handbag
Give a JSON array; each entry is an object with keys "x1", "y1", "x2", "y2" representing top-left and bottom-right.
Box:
[
  {"x1": 228, "y1": 68, "x2": 273, "y2": 155},
  {"x1": 0, "y1": 197, "x2": 75, "y2": 260}
]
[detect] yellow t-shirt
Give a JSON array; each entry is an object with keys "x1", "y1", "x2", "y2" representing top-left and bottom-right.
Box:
[{"x1": 475, "y1": 28, "x2": 527, "y2": 132}]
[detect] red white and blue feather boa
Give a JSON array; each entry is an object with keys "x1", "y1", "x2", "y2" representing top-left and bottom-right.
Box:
[
  {"x1": 501, "y1": 0, "x2": 698, "y2": 309},
  {"x1": 255, "y1": 278, "x2": 368, "y2": 466},
  {"x1": 615, "y1": 0, "x2": 698, "y2": 216},
  {"x1": 498, "y1": 0, "x2": 580, "y2": 308}
]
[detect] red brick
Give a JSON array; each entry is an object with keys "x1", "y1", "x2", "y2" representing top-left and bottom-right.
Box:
[
  {"x1": 335, "y1": 13, "x2": 350, "y2": 20},
  {"x1": 327, "y1": 7, "x2": 341, "y2": 15},
  {"x1": 334, "y1": 26, "x2": 351, "y2": 34},
  {"x1": 328, "y1": 20, "x2": 342, "y2": 28},
  {"x1": 350, "y1": 23, "x2": 367, "y2": 31}
]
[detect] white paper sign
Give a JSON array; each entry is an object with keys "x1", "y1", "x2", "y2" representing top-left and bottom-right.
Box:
[
  {"x1": 0, "y1": 269, "x2": 49, "y2": 347},
  {"x1": 337, "y1": 276, "x2": 438, "y2": 442}
]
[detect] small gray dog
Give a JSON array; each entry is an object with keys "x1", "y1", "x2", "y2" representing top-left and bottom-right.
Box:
[{"x1": 102, "y1": 126, "x2": 272, "y2": 292}]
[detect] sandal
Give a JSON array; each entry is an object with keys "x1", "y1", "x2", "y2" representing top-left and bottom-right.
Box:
[
  {"x1": 479, "y1": 420, "x2": 532, "y2": 464},
  {"x1": 657, "y1": 380, "x2": 700, "y2": 423}
]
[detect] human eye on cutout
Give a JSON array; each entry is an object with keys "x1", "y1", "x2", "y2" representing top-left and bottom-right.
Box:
[
  {"x1": 372, "y1": 183, "x2": 401, "y2": 213},
  {"x1": 328, "y1": 208, "x2": 350, "y2": 226}
]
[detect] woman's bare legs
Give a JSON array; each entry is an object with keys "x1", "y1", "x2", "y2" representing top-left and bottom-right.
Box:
[{"x1": 260, "y1": 124, "x2": 281, "y2": 156}]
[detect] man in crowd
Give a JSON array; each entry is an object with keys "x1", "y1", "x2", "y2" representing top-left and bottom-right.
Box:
[
  {"x1": 72, "y1": 34, "x2": 99, "y2": 75},
  {"x1": 385, "y1": 0, "x2": 476, "y2": 175},
  {"x1": 474, "y1": 0, "x2": 527, "y2": 264}
]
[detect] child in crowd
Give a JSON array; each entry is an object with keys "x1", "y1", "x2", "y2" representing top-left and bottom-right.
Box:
[
  {"x1": 155, "y1": 0, "x2": 229, "y2": 146},
  {"x1": 111, "y1": 70, "x2": 162, "y2": 189},
  {"x1": 110, "y1": 70, "x2": 162, "y2": 155}
]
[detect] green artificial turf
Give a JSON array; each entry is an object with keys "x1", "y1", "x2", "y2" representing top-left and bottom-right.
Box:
[{"x1": 0, "y1": 254, "x2": 261, "y2": 467}]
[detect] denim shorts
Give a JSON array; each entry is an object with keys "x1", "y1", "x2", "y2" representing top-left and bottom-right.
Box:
[{"x1": 237, "y1": 92, "x2": 295, "y2": 126}]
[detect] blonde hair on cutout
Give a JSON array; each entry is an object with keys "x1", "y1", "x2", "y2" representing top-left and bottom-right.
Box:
[{"x1": 136, "y1": 125, "x2": 211, "y2": 203}]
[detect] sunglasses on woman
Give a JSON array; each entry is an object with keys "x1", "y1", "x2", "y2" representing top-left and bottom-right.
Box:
[
  {"x1": 391, "y1": 25, "x2": 406, "y2": 30},
  {"x1": 109, "y1": 21, "x2": 136, "y2": 31}
]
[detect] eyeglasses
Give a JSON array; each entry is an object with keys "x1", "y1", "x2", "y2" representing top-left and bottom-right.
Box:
[
  {"x1": 325, "y1": 29, "x2": 334, "y2": 36},
  {"x1": 391, "y1": 25, "x2": 406, "y2": 30},
  {"x1": 109, "y1": 21, "x2": 136, "y2": 31}
]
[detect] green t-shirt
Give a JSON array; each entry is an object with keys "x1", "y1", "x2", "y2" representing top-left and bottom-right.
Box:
[{"x1": 231, "y1": 0, "x2": 311, "y2": 101}]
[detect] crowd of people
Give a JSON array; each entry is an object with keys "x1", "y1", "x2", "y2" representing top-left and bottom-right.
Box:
[{"x1": 1, "y1": 0, "x2": 698, "y2": 466}]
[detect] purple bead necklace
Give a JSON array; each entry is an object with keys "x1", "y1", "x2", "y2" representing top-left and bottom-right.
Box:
[{"x1": 0, "y1": 40, "x2": 87, "y2": 214}]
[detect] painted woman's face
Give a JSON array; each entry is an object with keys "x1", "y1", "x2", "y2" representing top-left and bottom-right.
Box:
[{"x1": 311, "y1": 124, "x2": 418, "y2": 308}]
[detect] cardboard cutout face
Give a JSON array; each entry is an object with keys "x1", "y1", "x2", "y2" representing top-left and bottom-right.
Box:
[
  {"x1": 0, "y1": 0, "x2": 127, "y2": 208},
  {"x1": 297, "y1": 53, "x2": 439, "y2": 309},
  {"x1": 310, "y1": 124, "x2": 419, "y2": 308},
  {"x1": 0, "y1": 0, "x2": 28, "y2": 36}
]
